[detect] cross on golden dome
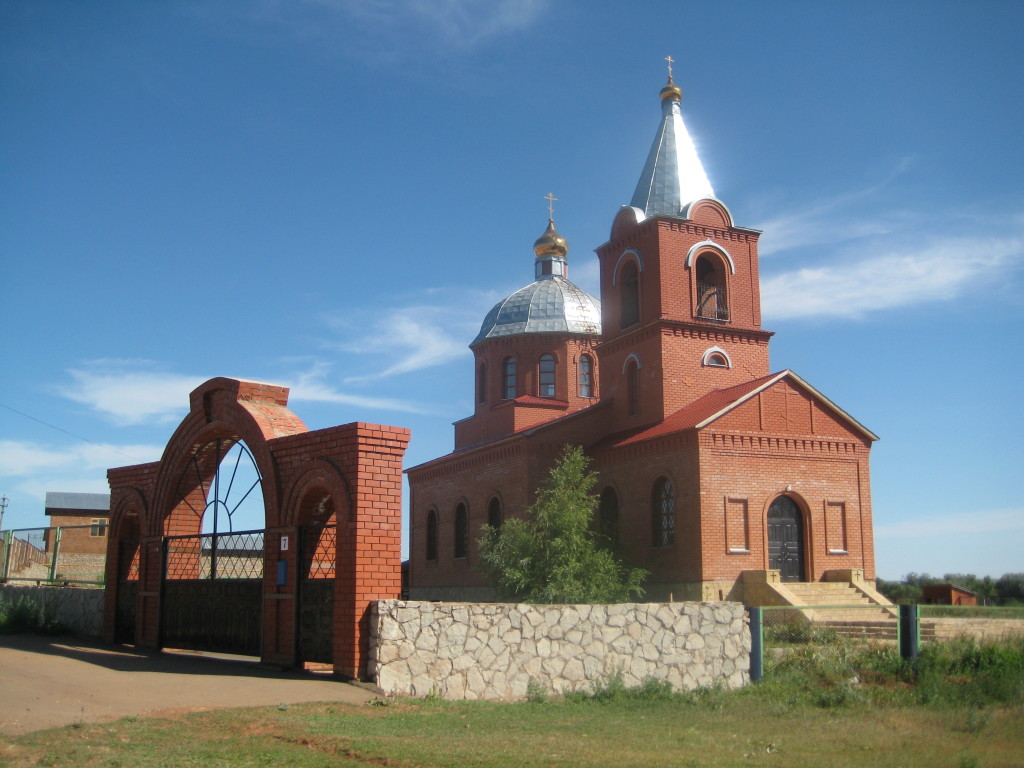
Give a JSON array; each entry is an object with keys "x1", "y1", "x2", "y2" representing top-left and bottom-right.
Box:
[
  {"x1": 660, "y1": 55, "x2": 682, "y2": 101},
  {"x1": 544, "y1": 192, "x2": 558, "y2": 220}
]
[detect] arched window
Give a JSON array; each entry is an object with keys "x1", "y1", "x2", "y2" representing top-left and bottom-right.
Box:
[
  {"x1": 701, "y1": 346, "x2": 732, "y2": 368},
  {"x1": 695, "y1": 254, "x2": 729, "y2": 321},
  {"x1": 651, "y1": 477, "x2": 675, "y2": 547},
  {"x1": 626, "y1": 357, "x2": 640, "y2": 416},
  {"x1": 477, "y1": 362, "x2": 487, "y2": 404},
  {"x1": 620, "y1": 261, "x2": 640, "y2": 328},
  {"x1": 539, "y1": 354, "x2": 556, "y2": 397},
  {"x1": 598, "y1": 487, "x2": 619, "y2": 544},
  {"x1": 425, "y1": 509, "x2": 438, "y2": 561},
  {"x1": 454, "y1": 502, "x2": 468, "y2": 559},
  {"x1": 487, "y1": 497, "x2": 502, "y2": 529},
  {"x1": 578, "y1": 354, "x2": 594, "y2": 398},
  {"x1": 502, "y1": 357, "x2": 517, "y2": 400}
]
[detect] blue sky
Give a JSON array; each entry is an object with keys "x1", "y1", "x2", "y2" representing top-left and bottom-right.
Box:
[{"x1": 2, "y1": 1, "x2": 1022, "y2": 579}]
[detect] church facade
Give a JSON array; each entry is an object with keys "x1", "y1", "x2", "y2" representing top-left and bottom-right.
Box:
[{"x1": 407, "y1": 73, "x2": 879, "y2": 604}]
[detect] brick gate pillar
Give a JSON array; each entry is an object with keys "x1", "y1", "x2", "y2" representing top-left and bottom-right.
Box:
[{"x1": 333, "y1": 424, "x2": 410, "y2": 679}]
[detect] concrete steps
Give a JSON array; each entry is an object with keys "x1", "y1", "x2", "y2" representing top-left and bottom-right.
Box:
[{"x1": 769, "y1": 581, "x2": 898, "y2": 638}]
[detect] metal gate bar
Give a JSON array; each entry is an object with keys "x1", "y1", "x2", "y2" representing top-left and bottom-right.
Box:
[
  {"x1": 297, "y1": 525, "x2": 336, "y2": 664},
  {"x1": 161, "y1": 529, "x2": 264, "y2": 656}
]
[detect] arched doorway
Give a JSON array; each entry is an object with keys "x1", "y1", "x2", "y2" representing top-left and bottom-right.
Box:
[
  {"x1": 295, "y1": 488, "x2": 339, "y2": 666},
  {"x1": 161, "y1": 437, "x2": 267, "y2": 656},
  {"x1": 767, "y1": 496, "x2": 804, "y2": 582},
  {"x1": 113, "y1": 512, "x2": 141, "y2": 644}
]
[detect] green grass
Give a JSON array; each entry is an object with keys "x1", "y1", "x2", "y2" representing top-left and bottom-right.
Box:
[
  {"x1": 1, "y1": 637, "x2": 1022, "y2": 767},
  {"x1": 2, "y1": 693, "x2": 1021, "y2": 768},
  {"x1": 920, "y1": 605, "x2": 1024, "y2": 619}
]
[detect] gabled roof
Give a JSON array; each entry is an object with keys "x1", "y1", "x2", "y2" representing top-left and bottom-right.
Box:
[
  {"x1": 597, "y1": 370, "x2": 878, "y2": 450},
  {"x1": 44, "y1": 491, "x2": 111, "y2": 513}
]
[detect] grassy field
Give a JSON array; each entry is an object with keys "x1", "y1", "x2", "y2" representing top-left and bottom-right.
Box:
[
  {"x1": 2, "y1": 680, "x2": 1022, "y2": 767},
  {"x1": 1, "y1": 694, "x2": 1021, "y2": 767},
  {"x1": 2, "y1": 636, "x2": 1021, "y2": 767}
]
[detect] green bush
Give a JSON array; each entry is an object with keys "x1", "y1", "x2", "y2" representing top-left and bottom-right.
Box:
[
  {"x1": 477, "y1": 446, "x2": 647, "y2": 604},
  {"x1": 0, "y1": 593, "x2": 64, "y2": 634}
]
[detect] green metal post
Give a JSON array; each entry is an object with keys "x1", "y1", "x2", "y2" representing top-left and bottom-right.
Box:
[
  {"x1": 899, "y1": 603, "x2": 920, "y2": 661},
  {"x1": 1, "y1": 530, "x2": 12, "y2": 579},
  {"x1": 748, "y1": 606, "x2": 764, "y2": 682},
  {"x1": 48, "y1": 526, "x2": 62, "y2": 582}
]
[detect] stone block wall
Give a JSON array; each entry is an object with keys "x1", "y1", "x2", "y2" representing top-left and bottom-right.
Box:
[
  {"x1": 0, "y1": 584, "x2": 105, "y2": 637},
  {"x1": 369, "y1": 600, "x2": 750, "y2": 700}
]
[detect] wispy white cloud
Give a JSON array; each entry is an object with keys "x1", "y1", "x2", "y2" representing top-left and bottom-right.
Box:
[
  {"x1": 206, "y1": 0, "x2": 548, "y2": 58},
  {"x1": 339, "y1": 308, "x2": 469, "y2": 384},
  {"x1": 55, "y1": 360, "x2": 203, "y2": 426},
  {"x1": 754, "y1": 159, "x2": 914, "y2": 257},
  {"x1": 285, "y1": 362, "x2": 432, "y2": 414},
  {"x1": 761, "y1": 234, "x2": 1024, "y2": 320},
  {"x1": 0, "y1": 440, "x2": 162, "y2": 479},
  {"x1": 329, "y1": 0, "x2": 548, "y2": 49},
  {"x1": 55, "y1": 353, "x2": 446, "y2": 424},
  {"x1": 320, "y1": 293, "x2": 487, "y2": 385},
  {"x1": 876, "y1": 508, "x2": 1024, "y2": 539},
  {"x1": 748, "y1": 159, "x2": 1024, "y2": 320}
]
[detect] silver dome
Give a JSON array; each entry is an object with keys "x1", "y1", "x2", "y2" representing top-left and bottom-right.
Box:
[{"x1": 472, "y1": 276, "x2": 602, "y2": 346}]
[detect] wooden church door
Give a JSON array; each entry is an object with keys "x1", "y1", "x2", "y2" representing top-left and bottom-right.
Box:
[{"x1": 768, "y1": 496, "x2": 804, "y2": 581}]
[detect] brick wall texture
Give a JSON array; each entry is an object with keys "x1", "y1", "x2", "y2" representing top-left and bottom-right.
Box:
[
  {"x1": 103, "y1": 377, "x2": 409, "y2": 679},
  {"x1": 409, "y1": 200, "x2": 878, "y2": 604}
]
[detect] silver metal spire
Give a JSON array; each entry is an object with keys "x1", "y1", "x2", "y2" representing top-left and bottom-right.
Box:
[{"x1": 629, "y1": 75, "x2": 715, "y2": 218}]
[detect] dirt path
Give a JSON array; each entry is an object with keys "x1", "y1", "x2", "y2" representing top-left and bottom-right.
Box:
[{"x1": 0, "y1": 633, "x2": 376, "y2": 735}]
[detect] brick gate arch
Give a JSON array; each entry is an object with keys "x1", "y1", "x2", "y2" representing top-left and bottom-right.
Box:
[{"x1": 103, "y1": 377, "x2": 409, "y2": 679}]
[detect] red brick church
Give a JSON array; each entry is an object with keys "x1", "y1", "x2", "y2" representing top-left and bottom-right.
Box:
[{"x1": 407, "y1": 72, "x2": 883, "y2": 606}]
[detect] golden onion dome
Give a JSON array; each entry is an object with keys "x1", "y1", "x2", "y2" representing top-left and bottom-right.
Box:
[
  {"x1": 660, "y1": 76, "x2": 682, "y2": 102},
  {"x1": 533, "y1": 218, "x2": 569, "y2": 259}
]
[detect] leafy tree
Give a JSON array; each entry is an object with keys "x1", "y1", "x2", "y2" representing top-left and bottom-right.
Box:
[
  {"x1": 875, "y1": 577, "x2": 921, "y2": 604},
  {"x1": 477, "y1": 445, "x2": 647, "y2": 604},
  {"x1": 878, "y1": 572, "x2": 1024, "y2": 606},
  {"x1": 996, "y1": 573, "x2": 1024, "y2": 605}
]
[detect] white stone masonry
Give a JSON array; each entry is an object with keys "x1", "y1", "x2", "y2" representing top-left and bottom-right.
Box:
[{"x1": 368, "y1": 600, "x2": 750, "y2": 701}]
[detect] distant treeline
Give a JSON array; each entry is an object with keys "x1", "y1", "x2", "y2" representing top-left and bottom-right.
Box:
[{"x1": 876, "y1": 572, "x2": 1024, "y2": 606}]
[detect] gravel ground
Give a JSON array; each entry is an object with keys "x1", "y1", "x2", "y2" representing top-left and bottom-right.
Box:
[{"x1": 0, "y1": 633, "x2": 376, "y2": 735}]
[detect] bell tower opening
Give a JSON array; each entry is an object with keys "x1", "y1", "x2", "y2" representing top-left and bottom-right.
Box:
[{"x1": 695, "y1": 254, "x2": 729, "y2": 322}]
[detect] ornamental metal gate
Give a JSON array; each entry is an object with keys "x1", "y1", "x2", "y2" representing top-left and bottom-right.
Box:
[
  {"x1": 297, "y1": 525, "x2": 336, "y2": 664},
  {"x1": 161, "y1": 530, "x2": 264, "y2": 656},
  {"x1": 114, "y1": 539, "x2": 140, "y2": 643}
]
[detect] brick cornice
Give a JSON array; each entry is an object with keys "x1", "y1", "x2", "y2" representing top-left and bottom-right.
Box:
[{"x1": 595, "y1": 318, "x2": 772, "y2": 356}]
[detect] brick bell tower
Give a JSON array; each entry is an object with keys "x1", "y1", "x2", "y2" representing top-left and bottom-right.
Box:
[{"x1": 594, "y1": 67, "x2": 773, "y2": 432}]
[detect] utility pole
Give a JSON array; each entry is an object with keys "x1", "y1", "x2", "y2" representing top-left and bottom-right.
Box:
[{"x1": 0, "y1": 495, "x2": 7, "y2": 532}]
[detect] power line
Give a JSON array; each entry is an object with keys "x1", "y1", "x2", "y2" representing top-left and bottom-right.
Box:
[{"x1": 0, "y1": 401, "x2": 134, "y2": 459}]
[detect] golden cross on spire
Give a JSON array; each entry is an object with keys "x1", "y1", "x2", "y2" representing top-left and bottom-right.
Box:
[
  {"x1": 665, "y1": 55, "x2": 675, "y2": 81},
  {"x1": 544, "y1": 192, "x2": 558, "y2": 220}
]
